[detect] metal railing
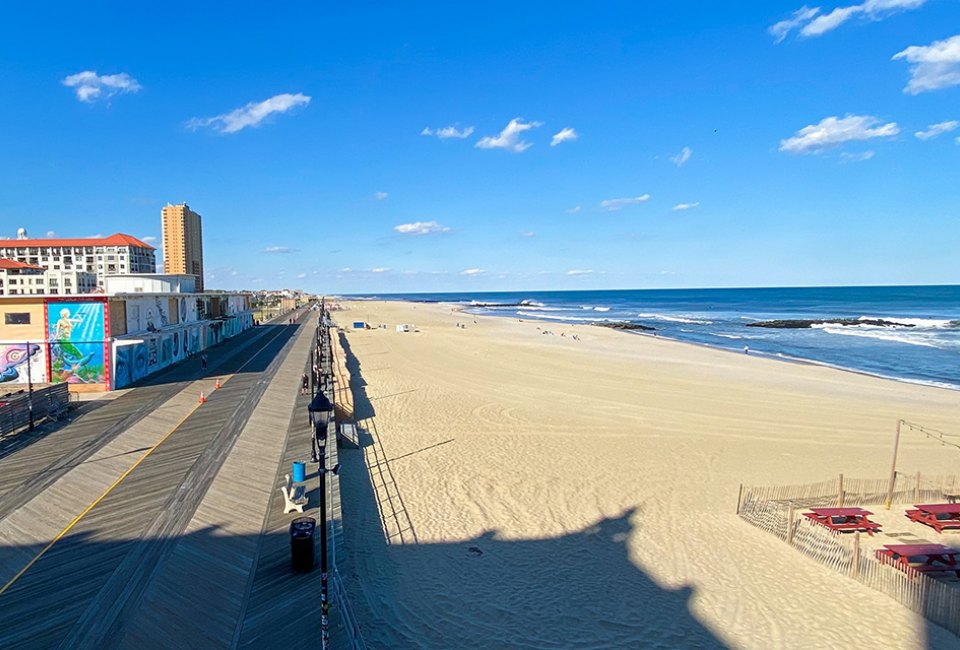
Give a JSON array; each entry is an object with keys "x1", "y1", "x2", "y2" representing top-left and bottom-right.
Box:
[
  {"x1": 0, "y1": 384, "x2": 70, "y2": 436},
  {"x1": 314, "y1": 299, "x2": 367, "y2": 650}
]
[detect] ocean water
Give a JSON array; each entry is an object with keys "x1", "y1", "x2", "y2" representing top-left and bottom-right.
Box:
[{"x1": 350, "y1": 286, "x2": 960, "y2": 390}]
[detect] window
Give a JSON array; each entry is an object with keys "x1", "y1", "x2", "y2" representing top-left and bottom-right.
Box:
[{"x1": 4, "y1": 312, "x2": 31, "y2": 325}]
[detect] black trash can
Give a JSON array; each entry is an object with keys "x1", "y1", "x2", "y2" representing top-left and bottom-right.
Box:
[{"x1": 290, "y1": 517, "x2": 316, "y2": 573}]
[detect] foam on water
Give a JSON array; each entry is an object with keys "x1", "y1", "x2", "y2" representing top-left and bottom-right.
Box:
[{"x1": 636, "y1": 312, "x2": 712, "y2": 325}]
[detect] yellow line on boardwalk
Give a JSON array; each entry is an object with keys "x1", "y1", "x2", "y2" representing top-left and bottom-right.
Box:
[
  {"x1": 0, "y1": 395, "x2": 207, "y2": 596},
  {"x1": 0, "y1": 322, "x2": 294, "y2": 596}
]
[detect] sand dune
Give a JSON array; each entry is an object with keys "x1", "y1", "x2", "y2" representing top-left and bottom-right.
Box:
[{"x1": 335, "y1": 300, "x2": 960, "y2": 649}]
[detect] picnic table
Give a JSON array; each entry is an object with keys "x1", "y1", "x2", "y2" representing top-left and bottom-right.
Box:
[
  {"x1": 802, "y1": 507, "x2": 881, "y2": 535},
  {"x1": 905, "y1": 504, "x2": 960, "y2": 533},
  {"x1": 876, "y1": 544, "x2": 960, "y2": 578}
]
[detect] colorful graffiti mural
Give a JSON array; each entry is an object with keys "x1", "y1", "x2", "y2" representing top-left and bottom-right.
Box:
[
  {"x1": 113, "y1": 342, "x2": 149, "y2": 388},
  {"x1": 126, "y1": 297, "x2": 172, "y2": 334},
  {"x1": 47, "y1": 302, "x2": 107, "y2": 385},
  {"x1": 111, "y1": 313, "x2": 254, "y2": 389},
  {"x1": 0, "y1": 343, "x2": 46, "y2": 384}
]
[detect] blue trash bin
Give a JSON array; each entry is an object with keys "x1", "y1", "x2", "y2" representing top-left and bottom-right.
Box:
[{"x1": 292, "y1": 461, "x2": 306, "y2": 483}]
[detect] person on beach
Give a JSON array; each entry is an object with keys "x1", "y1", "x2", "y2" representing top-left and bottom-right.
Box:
[
  {"x1": 200, "y1": 353, "x2": 208, "y2": 371},
  {"x1": 743, "y1": 346, "x2": 749, "y2": 354}
]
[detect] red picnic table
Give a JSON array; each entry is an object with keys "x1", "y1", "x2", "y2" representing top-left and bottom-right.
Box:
[
  {"x1": 905, "y1": 504, "x2": 960, "y2": 534},
  {"x1": 803, "y1": 507, "x2": 881, "y2": 535},
  {"x1": 876, "y1": 544, "x2": 960, "y2": 578}
]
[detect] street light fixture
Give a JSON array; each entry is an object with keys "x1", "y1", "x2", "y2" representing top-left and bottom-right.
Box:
[{"x1": 308, "y1": 391, "x2": 336, "y2": 649}]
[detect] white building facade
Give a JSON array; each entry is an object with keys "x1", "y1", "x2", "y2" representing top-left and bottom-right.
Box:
[{"x1": 0, "y1": 232, "x2": 156, "y2": 292}]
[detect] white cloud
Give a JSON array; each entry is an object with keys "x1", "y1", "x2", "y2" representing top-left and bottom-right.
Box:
[
  {"x1": 141, "y1": 235, "x2": 157, "y2": 243},
  {"x1": 801, "y1": 5, "x2": 862, "y2": 36},
  {"x1": 772, "y1": 0, "x2": 926, "y2": 41},
  {"x1": 476, "y1": 118, "x2": 542, "y2": 152},
  {"x1": 422, "y1": 125, "x2": 475, "y2": 139},
  {"x1": 894, "y1": 35, "x2": 960, "y2": 94},
  {"x1": 62, "y1": 71, "x2": 141, "y2": 102},
  {"x1": 263, "y1": 245, "x2": 299, "y2": 254},
  {"x1": 46, "y1": 230, "x2": 56, "y2": 238},
  {"x1": 370, "y1": 267, "x2": 391, "y2": 273},
  {"x1": 769, "y1": 6, "x2": 821, "y2": 43},
  {"x1": 520, "y1": 231, "x2": 536, "y2": 238},
  {"x1": 374, "y1": 191, "x2": 389, "y2": 201},
  {"x1": 566, "y1": 269, "x2": 594, "y2": 276},
  {"x1": 600, "y1": 195, "x2": 651, "y2": 211},
  {"x1": 550, "y1": 127, "x2": 578, "y2": 146},
  {"x1": 461, "y1": 268, "x2": 485, "y2": 276},
  {"x1": 673, "y1": 202, "x2": 700, "y2": 211},
  {"x1": 915, "y1": 120, "x2": 959, "y2": 139},
  {"x1": 779, "y1": 114, "x2": 899, "y2": 153},
  {"x1": 187, "y1": 93, "x2": 310, "y2": 133},
  {"x1": 839, "y1": 150, "x2": 875, "y2": 161},
  {"x1": 670, "y1": 146, "x2": 692, "y2": 166},
  {"x1": 565, "y1": 205, "x2": 582, "y2": 214},
  {"x1": 84, "y1": 233, "x2": 104, "y2": 239},
  {"x1": 393, "y1": 221, "x2": 450, "y2": 235},
  {"x1": 296, "y1": 273, "x2": 308, "y2": 279}
]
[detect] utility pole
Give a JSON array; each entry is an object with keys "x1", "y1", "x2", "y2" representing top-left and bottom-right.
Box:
[{"x1": 885, "y1": 419, "x2": 903, "y2": 510}]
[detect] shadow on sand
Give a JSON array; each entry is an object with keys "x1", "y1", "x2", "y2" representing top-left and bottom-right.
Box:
[{"x1": 334, "y1": 332, "x2": 731, "y2": 648}]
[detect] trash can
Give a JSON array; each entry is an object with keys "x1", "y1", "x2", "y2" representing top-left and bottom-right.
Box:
[
  {"x1": 290, "y1": 517, "x2": 316, "y2": 573},
  {"x1": 292, "y1": 461, "x2": 306, "y2": 483}
]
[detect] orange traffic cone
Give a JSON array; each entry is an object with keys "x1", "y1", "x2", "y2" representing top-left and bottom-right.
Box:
[
  {"x1": 199, "y1": 392, "x2": 206, "y2": 404},
  {"x1": 215, "y1": 378, "x2": 222, "y2": 390}
]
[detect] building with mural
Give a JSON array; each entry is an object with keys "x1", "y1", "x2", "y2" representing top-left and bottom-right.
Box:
[{"x1": 0, "y1": 289, "x2": 252, "y2": 392}]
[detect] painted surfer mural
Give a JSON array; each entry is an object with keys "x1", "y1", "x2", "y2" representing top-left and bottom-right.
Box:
[{"x1": 47, "y1": 302, "x2": 107, "y2": 384}]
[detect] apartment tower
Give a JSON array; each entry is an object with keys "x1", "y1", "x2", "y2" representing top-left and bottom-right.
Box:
[{"x1": 161, "y1": 203, "x2": 204, "y2": 291}]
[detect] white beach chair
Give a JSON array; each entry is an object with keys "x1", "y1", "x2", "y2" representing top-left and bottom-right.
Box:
[{"x1": 280, "y1": 473, "x2": 308, "y2": 513}]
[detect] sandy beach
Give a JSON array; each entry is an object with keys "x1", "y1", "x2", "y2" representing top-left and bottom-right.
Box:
[{"x1": 335, "y1": 300, "x2": 960, "y2": 649}]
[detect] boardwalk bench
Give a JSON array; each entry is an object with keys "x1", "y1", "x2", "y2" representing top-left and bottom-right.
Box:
[{"x1": 280, "y1": 474, "x2": 308, "y2": 513}]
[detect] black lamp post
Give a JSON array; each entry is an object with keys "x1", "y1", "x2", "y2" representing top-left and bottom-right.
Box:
[
  {"x1": 26, "y1": 340, "x2": 34, "y2": 431},
  {"x1": 308, "y1": 392, "x2": 338, "y2": 649}
]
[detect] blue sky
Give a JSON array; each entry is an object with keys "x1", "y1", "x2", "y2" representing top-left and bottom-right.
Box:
[{"x1": 0, "y1": 1, "x2": 958, "y2": 293}]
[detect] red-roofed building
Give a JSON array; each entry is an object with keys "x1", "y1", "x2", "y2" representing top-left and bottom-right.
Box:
[
  {"x1": 0, "y1": 231, "x2": 156, "y2": 292},
  {"x1": 0, "y1": 258, "x2": 47, "y2": 297}
]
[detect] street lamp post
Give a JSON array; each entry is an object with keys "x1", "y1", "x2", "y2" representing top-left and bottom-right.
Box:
[
  {"x1": 26, "y1": 340, "x2": 34, "y2": 431},
  {"x1": 308, "y1": 393, "x2": 338, "y2": 650}
]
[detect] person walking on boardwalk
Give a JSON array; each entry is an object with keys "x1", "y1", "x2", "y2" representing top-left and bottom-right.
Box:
[
  {"x1": 301, "y1": 372, "x2": 309, "y2": 395},
  {"x1": 200, "y1": 353, "x2": 208, "y2": 371}
]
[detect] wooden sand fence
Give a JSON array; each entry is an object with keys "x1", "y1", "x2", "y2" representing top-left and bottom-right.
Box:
[{"x1": 738, "y1": 474, "x2": 960, "y2": 637}]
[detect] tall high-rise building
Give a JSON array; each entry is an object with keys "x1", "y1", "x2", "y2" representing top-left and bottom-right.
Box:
[{"x1": 161, "y1": 203, "x2": 205, "y2": 291}]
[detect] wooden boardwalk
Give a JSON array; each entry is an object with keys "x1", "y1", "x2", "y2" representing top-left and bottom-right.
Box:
[
  {"x1": 0, "y1": 322, "x2": 293, "y2": 588},
  {"x1": 0, "y1": 311, "x2": 346, "y2": 649}
]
